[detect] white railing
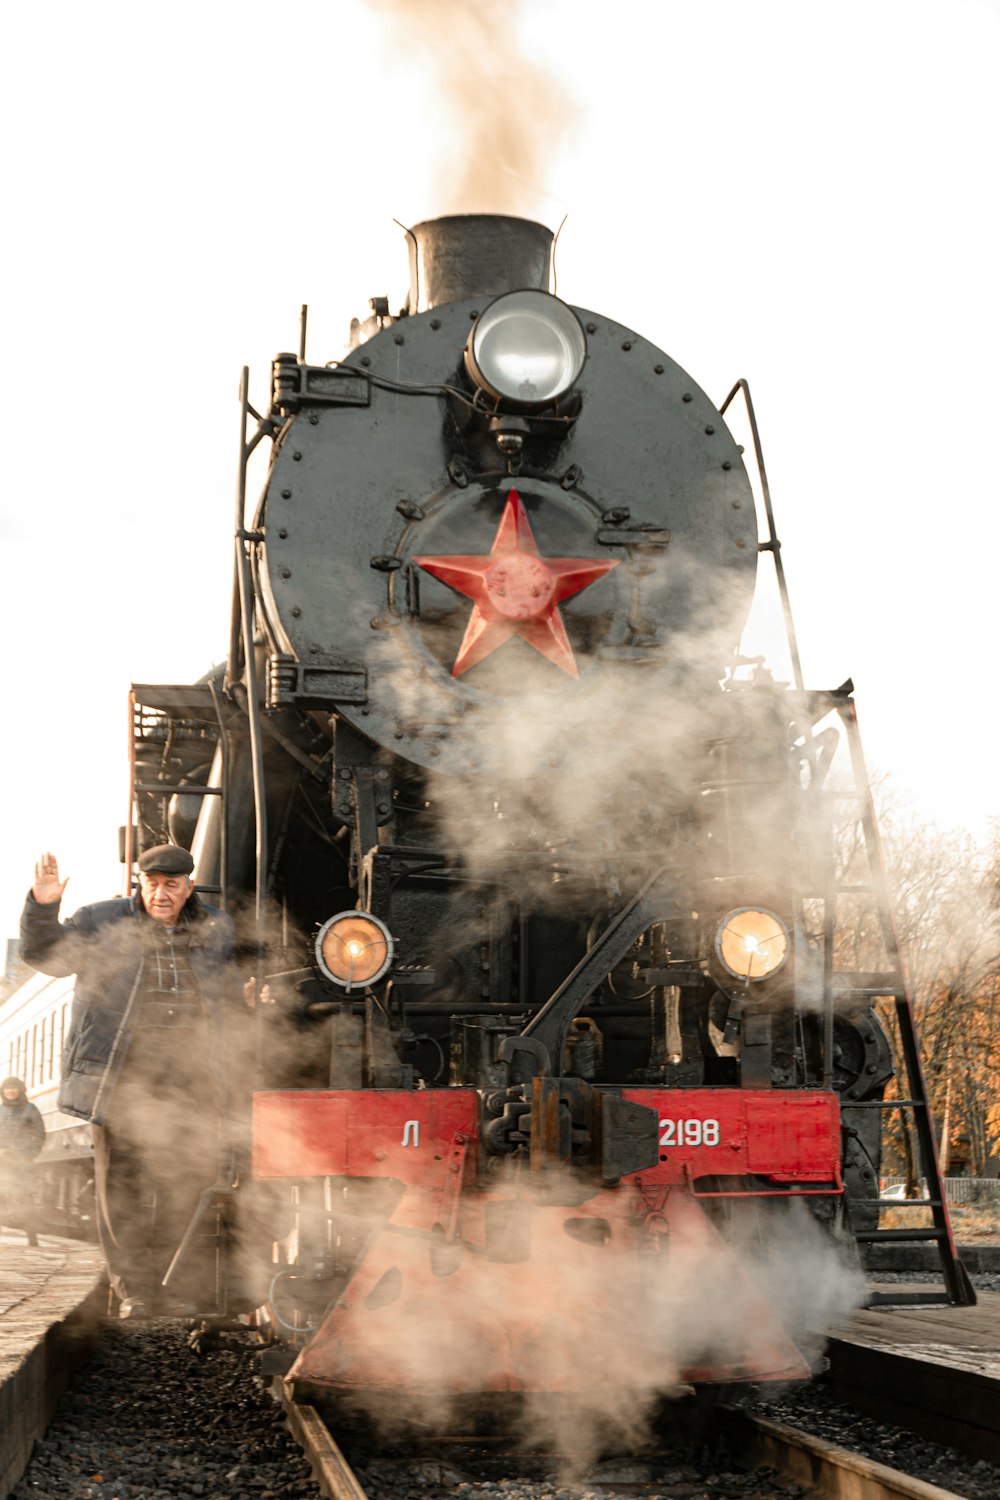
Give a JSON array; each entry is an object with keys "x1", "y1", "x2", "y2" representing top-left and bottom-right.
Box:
[
  {"x1": 943, "y1": 1176, "x2": 1000, "y2": 1206},
  {"x1": 882, "y1": 1176, "x2": 1000, "y2": 1205}
]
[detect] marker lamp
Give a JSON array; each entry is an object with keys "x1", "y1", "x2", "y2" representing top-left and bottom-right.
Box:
[
  {"x1": 714, "y1": 907, "x2": 789, "y2": 983},
  {"x1": 465, "y1": 289, "x2": 586, "y2": 409},
  {"x1": 315, "y1": 911, "x2": 394, "y2": 990}
]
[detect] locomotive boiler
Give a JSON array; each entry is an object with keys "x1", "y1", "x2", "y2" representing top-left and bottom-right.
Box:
[{"x1": 128, "y1": 215, "x2": 971, "y2": 1414}]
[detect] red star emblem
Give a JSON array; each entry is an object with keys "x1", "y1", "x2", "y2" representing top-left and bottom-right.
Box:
[{"x1": 413, "y1": 490, "x2": 619, "y2": 678}]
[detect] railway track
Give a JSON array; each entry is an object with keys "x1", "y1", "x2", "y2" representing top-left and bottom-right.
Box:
[
  {"x1": 275, "y1": 1383, "x2": 977, "y2": 1500},
  {"x1": 7, "y1": 1315, "x2": 998, "y2": 1499}
]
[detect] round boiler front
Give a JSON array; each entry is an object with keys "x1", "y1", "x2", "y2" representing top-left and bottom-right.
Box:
[{"x1": 256, "y1": 297, "x2": 757, "y2": 776}]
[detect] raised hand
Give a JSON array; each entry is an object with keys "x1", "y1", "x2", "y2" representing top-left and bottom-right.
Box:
[{"x1": 32, "y1": 852, "x2": 69, "y2": 905}]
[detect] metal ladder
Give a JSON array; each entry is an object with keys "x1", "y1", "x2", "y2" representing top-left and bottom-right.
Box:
[{"x1": 823, "y1": 691, "x2": 976, "y2": 1307}]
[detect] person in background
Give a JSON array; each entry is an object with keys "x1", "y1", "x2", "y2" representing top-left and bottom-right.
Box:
[
  {"x1": 19, "y1": 846, "x2": 241, "y2": 1316},
  {"x1": 0, "y1": 1075, "x2": 45, "y2": 1246}
]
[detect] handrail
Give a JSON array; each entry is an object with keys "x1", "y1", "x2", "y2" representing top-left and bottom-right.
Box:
[
  {"x1": 228, "y1": 366, "x2": 271, "y2": 1069},
  {"x1": 720, "y1": 377, "x2": 805, "y2": 695}
]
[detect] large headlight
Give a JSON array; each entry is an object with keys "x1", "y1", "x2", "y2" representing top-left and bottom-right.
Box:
[
  {"x1": 465, "y1": 289, "x2": 586, "y2": 409},
  {"x1": 315, "y1": 911, "x2": 394, "y2": 990},
  {"x1": 714, "y1": 907, "x2": 789, "y2": 982}
]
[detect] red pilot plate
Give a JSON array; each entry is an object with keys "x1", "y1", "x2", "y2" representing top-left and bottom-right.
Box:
[
  {"x1": 623, "y1": 1088, "x2": 842, "y2": 1191},
  {"x1": 251, "y1": 1088, "x2": 480, "y2": 1184}
]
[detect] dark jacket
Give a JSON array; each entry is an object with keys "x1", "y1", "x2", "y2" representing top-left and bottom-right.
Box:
[
  {"x1": 0, "y1": 1082, "x2": 45, "y2": 1161},
  {"x1": 19, "y1": 891, "x2": 236, "y2": 1126}
]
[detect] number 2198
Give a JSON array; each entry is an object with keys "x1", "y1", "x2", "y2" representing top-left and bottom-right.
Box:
[{"x1": 659, "y1": 1117, "x2": 720, "y2": 1147}]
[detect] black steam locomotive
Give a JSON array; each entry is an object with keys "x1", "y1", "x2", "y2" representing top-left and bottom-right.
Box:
[{"x1": 129, "y1": 215, "x2": 971, "y2": 1408}]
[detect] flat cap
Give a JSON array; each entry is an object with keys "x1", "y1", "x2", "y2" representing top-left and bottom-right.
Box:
[{"x1": 137, "y1": 843, "x2": 194, "y2": 876}]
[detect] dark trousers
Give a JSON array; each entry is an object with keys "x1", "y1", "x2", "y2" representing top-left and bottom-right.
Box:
[{"x1": 94, "y1": 1061, "x2": 219, "y2": 1308}]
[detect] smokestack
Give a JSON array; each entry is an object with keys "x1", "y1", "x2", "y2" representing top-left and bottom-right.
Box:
[{"x1": 405, "y1": 214, "x2": 553, "y2": 312}]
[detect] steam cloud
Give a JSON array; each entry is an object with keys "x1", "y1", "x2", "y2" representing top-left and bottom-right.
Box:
[
  {"x1": 330, "y1": 559, "x2": 865, "y2": 1461},
  {"x1": 281, "y1": 1165, "x2": 865, "y2": 1473},
  {"x1": 369, "y1": 0, "x2": 582, "y2": 218},
  {"x1": 376, "y1": 543, "x2": 791, "y2": 930}
]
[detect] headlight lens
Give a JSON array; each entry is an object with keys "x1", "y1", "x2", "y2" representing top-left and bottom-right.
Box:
[
  {"x1": 465, "y1": 289, "x2": 586, "y2": 408},
  {"x1": 315, "y1": 911, "x2": 394, "y2": 990},
  {"x1": 714, "y1": 907, "x2": 789, "y2": 982}
]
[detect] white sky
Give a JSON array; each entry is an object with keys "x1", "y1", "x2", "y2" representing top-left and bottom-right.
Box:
[{"x1": 2, "y1": 0, "x2": 998, "y2": 946}]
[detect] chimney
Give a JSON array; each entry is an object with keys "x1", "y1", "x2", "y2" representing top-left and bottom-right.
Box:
[{"x1": 406, "y1": 214, "x2": 553, "y2": 313}]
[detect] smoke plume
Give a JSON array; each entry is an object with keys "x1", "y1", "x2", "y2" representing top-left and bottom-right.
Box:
[{"x1": 369, "y1": 0, "x2": 581, "y2": 218}]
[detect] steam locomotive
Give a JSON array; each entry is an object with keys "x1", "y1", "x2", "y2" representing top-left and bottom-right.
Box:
[{"x1": 129, "y1": 215, "x2": 971, "y2": 1415}]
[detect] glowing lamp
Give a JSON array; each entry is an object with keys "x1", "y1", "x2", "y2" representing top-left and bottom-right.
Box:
[
  {"x1": 465, "y1": 290, "x2": 586, "y2": 409},
  {"x1": 315, "y1": 911, "x2": 394, "y2": 990},
  {"x1": 714, "y1": 907, "x2": 789, "y2": 982}
]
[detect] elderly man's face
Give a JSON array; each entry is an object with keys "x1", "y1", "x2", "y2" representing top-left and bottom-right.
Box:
[{"x1": 138, "y1": 872, "x2": 193, "y2": 926}]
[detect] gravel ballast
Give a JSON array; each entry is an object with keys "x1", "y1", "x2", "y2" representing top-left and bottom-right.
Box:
[{"x1": 8, "y1": 1322, "x2": 321, "y2": 1500}]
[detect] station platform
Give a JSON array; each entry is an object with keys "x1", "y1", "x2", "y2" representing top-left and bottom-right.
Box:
[
  {"x1": 829, "y1": 1287, "x2": 1000, "y2": 1461},
  {"x1": 0, "y1": 1228, "x2": 106, "y2": 1498}
]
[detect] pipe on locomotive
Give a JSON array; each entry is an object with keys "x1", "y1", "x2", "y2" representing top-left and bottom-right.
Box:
[{"x1": 403, "y1": 214, "x2": 554, "y2": 310}]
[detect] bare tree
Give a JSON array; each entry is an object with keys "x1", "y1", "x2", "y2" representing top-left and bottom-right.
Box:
[{"x1": 831, "y1": 787, "x2": 1000, "y2": 1177}]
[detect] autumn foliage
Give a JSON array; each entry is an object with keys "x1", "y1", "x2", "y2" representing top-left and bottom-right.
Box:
[{"x1": 833, "y1": 786, "x2": 1000, "y2": 1180}]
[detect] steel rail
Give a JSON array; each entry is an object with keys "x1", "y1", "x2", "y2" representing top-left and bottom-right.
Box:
[
  {"x1": 276, "y1": 1386, "x2": 369, "y2": 1500},
  {"x1": 733, "y1": 1409, "x2": 969, "y2": 1500}
]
